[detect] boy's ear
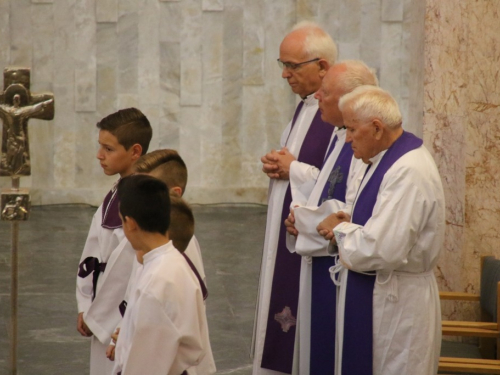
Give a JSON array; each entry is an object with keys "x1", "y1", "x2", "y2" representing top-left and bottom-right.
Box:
[
  {"x1": 123, "y1": 215, "x2": 139, "y2": 232},
  {"x1": 170, "y1": 186, "x2": 183, "y2": 197},
  {"x1": 130, "y1": 143, "x2": 143, "y2": 161}
]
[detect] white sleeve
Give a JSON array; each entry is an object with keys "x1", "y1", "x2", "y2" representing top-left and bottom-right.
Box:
[
  {"x1": 293, "y1": 199, "x2": 344, "y2": 257},
  {"x1": 289, "y1": 161, "x2": 320, "y2": 204},
  {"x1": 334, "y1": 169, "x2": 429, "y2": 272},
  {"x1": 122, "y1": 293, "x2": 204, "y2": 375},
  {"x1": 85, "y1": 238, "x2": 136, "y2": 343}
]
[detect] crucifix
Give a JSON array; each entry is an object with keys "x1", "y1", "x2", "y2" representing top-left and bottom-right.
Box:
[{"x1": 0, "y1": 67, "x2": 55, "y2": 375}]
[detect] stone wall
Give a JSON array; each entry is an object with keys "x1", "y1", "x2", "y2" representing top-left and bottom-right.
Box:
[
  {"x1": 409, "y1": 0, "x2": 500, "y2": 320},
  {"x1": 0, "y1": 0, "x2": 414, "y2": 205}
]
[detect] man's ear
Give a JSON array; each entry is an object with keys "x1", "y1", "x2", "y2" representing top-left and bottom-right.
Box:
[
  {"x1": 318, "y1": 59, "x2": 330, "y2": 79},
  {"x1": 372, "y1": 119, "x2": 384, "y2": 140},
  {"x1": 130, "y1": 144, "x2": 143, "y2": 161}
]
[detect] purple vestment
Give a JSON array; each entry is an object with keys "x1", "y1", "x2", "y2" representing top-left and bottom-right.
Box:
[
  {"x1": 340, "y1": 131, "x2": 423, "y2": 375},
  {"x1": 261, "y1": 104, "x2": 334, "y2": 373}
]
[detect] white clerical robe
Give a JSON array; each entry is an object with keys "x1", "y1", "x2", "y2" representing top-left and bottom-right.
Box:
[
  {"x1": 76, "y1": 202, "x2": 136, "y2": 375},
  {"x1": 333, "y1": 145, "x2": 444, "y2": 375},
  {"x1": 252, "y1": 95, "x2": 324, "y2": 375},
  {"x1": 184, "y1": 235, "x2": 207, "y2": 285},
  {"x1": 113, "y1": 241, "x2": 215, "y2": 375},
  {"x1": 285, "y1": 128, "x2": 365, "y2": 375}
]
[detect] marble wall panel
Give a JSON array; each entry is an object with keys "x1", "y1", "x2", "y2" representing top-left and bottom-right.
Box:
[
  {"x1": 337, "y1": 43, "x2": 360, "y2": 60},
  {"x1": 180, "y1": 0, "x2": 202, "y2": 106},
  {"x1": 379, "y1": 23, "x2": 402, "y2": 105},
  {"x1": 263, "y1": 0, "x2": 295, "y2": 153},
  {"x1": 241, "y1": 85, "x2": 269, "y2": 189},
  {"x1": 180, "y1": 107, "x2": 202, "y2": 186},
  {"x1": 96, "y1": 0, "x2": 118, "y2": 23},
  {"x1": 160, "y1": 2, "x2": 181, "y2": 43},
  {"x1": 221, "y1": 3, "x2": 243, "y2": 187},
  {"x1": 243, "y1": 0, "x2": 265, "y2": 85},
  {"x1": 423, "y1": 1, "x2": 468, "y2": 116},
  {"x1": 338, "y1": 0, "x2": 361, "y2": 43},
  {"x1": 31, "y1": 0, "x2": 53, "y2": 3},
  {"x1": 317, "y1": 0, "x2": 341, "y2": 41},
  {"x1": 96, "y1": 23, "x2": 118, "y2": 118},
  {"x1": 2, "y1": 0, "x2": 426, "y2": 205},
  {"x1": 74, "y1": 0, "x2": 96, "y2": 112},
  {"x1": 202, "y1": 0, "x2": 223, "y2": 11},
  {"x1": 296, "y1": 0, "x2": 318, "y2": 20},
  {"x1": 159, "y1": 41, "x2": 181, "y2": 150},
  {"x1": 200, "y1": 11, "x2": 223, "y2": 187},
  {"x1": 461, "y1": 0, "x2": 500, "y2": 318},
  {"x1": 360, "y1": 0, "x2": 382, "y2": 72},
  {"x1": 407, "y1": 0, "x2": 425, "y2": 137},
  {"x1": 0, "y1": 0, "x2": 10, "y2": 69},
  {"x1": 31, "y1": 4, "x2": 53, "y2": 85},
  {"x1": 10, "y1": 0, "x2": 33, "y2": 66},
  {"x1": 381, "y1": 0, "x2": 403, "y2": 22},
  {"x1": 51, "y1": 0, "x2": 76, "y2": 189},
  {"x1": 117, "y1": 8, "x2": 138, "y2": 96},
  {"x1": 138, "y1": 0, "x2": 161, "y2": 148}
]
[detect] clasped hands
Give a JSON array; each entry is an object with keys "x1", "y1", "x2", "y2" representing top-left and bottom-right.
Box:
[
  {"x1": 285, "y1": 209, "x2": 351, "y2": 244},
  {"x1": 261, "y1": 147, "x2": 296, "y2": 180}
]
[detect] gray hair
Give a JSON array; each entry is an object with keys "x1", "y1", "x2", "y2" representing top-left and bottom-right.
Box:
[
  {"x1": 335, "y1": 60, "x2": 379, "y2": 93},
  {"x1": 338, "y1": 86, "x2": 402, "y2": 129},
  {"x1": 292, "y1": 21, "x2": 337, "y2": 65}
]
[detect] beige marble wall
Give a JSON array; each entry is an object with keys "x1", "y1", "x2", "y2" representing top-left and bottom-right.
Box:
[
  {"x1": 410, "y1": 0, "x2": 500, "y2": 320},
  {"x1": 0, "y1": 0, "x2": 414, "y2": 205}
]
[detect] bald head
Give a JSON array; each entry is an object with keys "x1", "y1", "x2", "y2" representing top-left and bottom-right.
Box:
[
  {"x1": 279, "y1": 22, "x2": 337, "y2": 98},
  {"x1": 314, "y1": 60, "x2": 378, "y2": 126}
]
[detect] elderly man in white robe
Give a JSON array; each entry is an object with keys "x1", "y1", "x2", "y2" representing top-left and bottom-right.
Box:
[
  {"x1": 317, "y1": 86, "x2": 444, "y2": 375},
  {"x1": 253, "y1": 21, "x2": 338, "y2": 375},
  {"x1": 284, "y1": 60, "x2": 378, "y2": 375}
]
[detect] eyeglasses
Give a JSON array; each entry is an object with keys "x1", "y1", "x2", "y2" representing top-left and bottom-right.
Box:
[{"x1": 277, "y1": 58, "x2": 320, "y2": 71}]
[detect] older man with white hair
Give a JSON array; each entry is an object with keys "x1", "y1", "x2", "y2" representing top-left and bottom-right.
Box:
[
  {"x1": 253, "y1": 21, "x2": 337, "y2": 375},
  {"x1": 317, "y1": 86, "x2": 445, "y2": 375},
  {"x1": 284, "y1": 60, "x2": 378, "y2": 375}
]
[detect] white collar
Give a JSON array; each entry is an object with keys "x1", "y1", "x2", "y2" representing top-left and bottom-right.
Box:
[{"x1": 142, "y1": 241, "x2": 174, "y2": 265}]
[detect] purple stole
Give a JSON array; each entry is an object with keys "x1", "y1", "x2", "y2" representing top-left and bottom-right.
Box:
[
  {"x1": 102, "y1": 185, "x2": 122, "y2": 229},
  {"x1": 310, "y1": 138, "x2": 353, "y2": 375},
  {"x1": 77, "y1": 186, "x2": 122, "y2": 300},
  {"x1": 261, "y1": 103, "x2": 334, "y2": 373},
  {"x1": 341, "y1": 131, "x2": 422, "y2": 375}
]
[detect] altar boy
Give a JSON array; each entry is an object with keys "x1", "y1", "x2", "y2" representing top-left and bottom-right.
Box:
[
  {"x1": 112, "y1": 174, "x2": 213, "y2": 375},
  {"x1": 76, "y1": 108, "x2": 152, "y2": 375}
]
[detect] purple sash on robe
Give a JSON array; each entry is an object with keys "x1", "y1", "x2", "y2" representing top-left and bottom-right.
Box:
[
  {"x1": 102, "y1": 186, "x2": 122, "y2": 229},
  {"x1": 310, "y1": 139, "x2": 353, "y2": 375},
  {"x1": 341, "y1": 131, "x2": 422, "y2": 375},
  {"x1": 261, "y1": 105, "x2": 334, "y2": 373}
]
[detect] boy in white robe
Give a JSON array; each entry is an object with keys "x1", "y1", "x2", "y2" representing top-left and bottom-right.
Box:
[
  {"x1": 76, "y1": 108, "x2": 152, "y2": 375},
  {"x1": 112, "y1": 174, "x2": 213, "y2": 375},
  {"x1": 133, "y1": 149, "x2": 207, "y2": 285}
]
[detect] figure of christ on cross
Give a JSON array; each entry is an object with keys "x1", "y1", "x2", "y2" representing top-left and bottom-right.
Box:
[
  {"x1": 0, "y1": 67, "x2": 55, "y2": 177},
  {"x1": 0, "y1": 94, "x2": 53, "y2": 176}
]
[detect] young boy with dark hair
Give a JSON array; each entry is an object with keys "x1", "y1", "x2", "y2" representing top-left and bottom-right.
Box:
[
  {"x1": 133, "y1": 149, "x2": 207, "y2": 284},
  {"x1": 168, "y1": 194, "x2": 195, "y2": 253},
  {"x1": 76, "y1": 108, "x2": 152, "y2": 375},
  {"x1": 112, "y1": 175, "x2": 214, "y2": 375}
]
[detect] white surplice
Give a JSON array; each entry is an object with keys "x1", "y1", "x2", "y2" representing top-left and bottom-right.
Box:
[
  {"x1": 76, "y1": 202, "x2": 136, "y2": 375},
  {"x1": 333, "y1": 145, "x2": 445, "y2": 375},
  {"x1": 184, "y1": 235, "x2": 207, "y2": 285},
  {"x1": 112, "y1": 241, "x2": 215, "y2": 375},
  {"x1": 252, "y1": 96, "x2": 325, "y2": 375}
]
